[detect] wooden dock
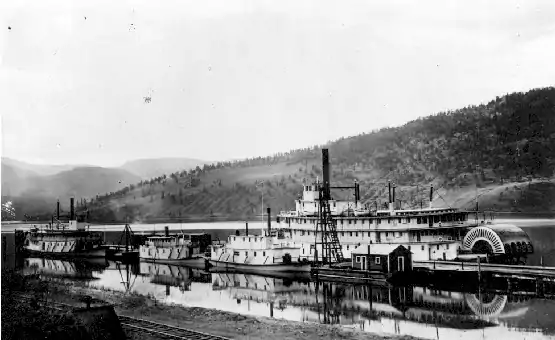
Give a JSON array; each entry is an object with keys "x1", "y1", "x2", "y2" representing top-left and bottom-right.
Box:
[{"x1": 414, "y1": 260, "x2": 555, "y2": 278}]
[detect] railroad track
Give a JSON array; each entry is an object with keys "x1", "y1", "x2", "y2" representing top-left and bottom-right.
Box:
[
  {"x1": 12, "y1": 293, "x2": 229, "y2": 340},
  {"x1": 119, "y1": 315, "x2": 230, "y2": 340}
]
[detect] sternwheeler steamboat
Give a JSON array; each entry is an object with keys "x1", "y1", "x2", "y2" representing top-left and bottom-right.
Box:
[
  {"x1": 276, "y1": 149, "x2": 534, "y2": 266},
  {"x1": 18, "y1": 198, "x2": 105, "y2": 258}
]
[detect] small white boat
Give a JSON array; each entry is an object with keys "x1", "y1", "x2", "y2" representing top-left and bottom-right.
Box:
[
  {"x1": 209, "y1": 212, "x2": 311, "y2": 274},
  {"x1": 139, "y1": 232, "x2": 210, "y2": 267}
]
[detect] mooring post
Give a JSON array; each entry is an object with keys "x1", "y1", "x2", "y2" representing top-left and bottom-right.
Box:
[
  {"x1": 477, "y1": 256, "x2": 482, "y2": 283},
  {"x1": 2, "y1": 236, "x2": 6, "y2": 260},
  {"x1": 536, "y1": 278, "x2": 544, "y2": 297}
]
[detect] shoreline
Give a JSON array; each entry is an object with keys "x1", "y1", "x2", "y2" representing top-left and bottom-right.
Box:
[
  {"x1": 46, "y1": 282, "x2": 422, "y2": 340},
  {"x1": 2, "y1": 211, "x2": 555, "y2": 227}
]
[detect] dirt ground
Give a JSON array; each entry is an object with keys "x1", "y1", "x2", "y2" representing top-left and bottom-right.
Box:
[{"x1": 39, "y1": 283, "x2": 422, "y2": 340}]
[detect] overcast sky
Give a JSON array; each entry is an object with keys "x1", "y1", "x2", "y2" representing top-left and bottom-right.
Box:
[{"x1": 1, "y1": 0, "x2": 554, "y2": 167}]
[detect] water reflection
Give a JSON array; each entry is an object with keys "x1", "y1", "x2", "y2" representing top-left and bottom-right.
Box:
[
  {"x1": 22, "y1": 257, "x2": 108, "y2": 281},
  {"x1": 139, "y1": 262, "x2": 211, "y2": 292},
  {"x1": 19, "y1": 258, "x2": 555, "y2": 340}
]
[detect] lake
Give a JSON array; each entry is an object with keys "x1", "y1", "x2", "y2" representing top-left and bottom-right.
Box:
[{"x1": 2, "y1": 219, "x2": 554, "y2": 340}]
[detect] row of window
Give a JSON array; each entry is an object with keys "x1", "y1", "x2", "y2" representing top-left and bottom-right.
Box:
[
  {"x1": 284, "y1": 213, "x2": 468, "y2": 225},
  {"x1": 355, "y1": 256, "x2": 381, "y2": 264},
  {"x1": 295, "y1": 230, "x2": 405, "y2": 238},
  {"x1": 304, "y1": 244, "x2": 448, "y2": 254},
  {"x1": 232, "y1": 251, "x2": 267, "y2": 257},
  {"x1": 232, "y1": 236, "x2": 264, "y2": 242}
]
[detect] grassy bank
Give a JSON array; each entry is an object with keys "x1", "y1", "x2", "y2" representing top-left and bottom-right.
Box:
[{"x1": 1, "y1": 271, "x2": 91, "y2": 340}]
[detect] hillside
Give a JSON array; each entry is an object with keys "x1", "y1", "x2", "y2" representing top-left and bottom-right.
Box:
[
  {"x1": 1, "y1": 166, "x2": 141, "y2": 220},
  {"x1": 78, "y1": 87, "x2": 555, "y2": 222},
  {"x1": 8, "y1": 87, "x2": 555, "y2": 222},
  {"x1": 119, "y1": 158, "x2": 207, "y2": 180}
]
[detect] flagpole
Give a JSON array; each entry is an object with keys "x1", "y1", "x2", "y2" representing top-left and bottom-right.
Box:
[{"x1": 261, "y1": 182, "x2": 264, "y2": 236}]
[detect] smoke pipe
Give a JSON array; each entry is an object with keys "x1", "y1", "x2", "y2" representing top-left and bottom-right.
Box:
[
  {"x1": 56, "y1": 200, "x2": 60, "y2": 220},
  {"x1": 388, "y1": 181, "x2": 392, "y2": 211},
  {"x1": 322, "y1": 149, "x2": 330, "y2": 200},
  {"x1": 388, "y1": 181, "x2": 392, "y2": 203},
  {"x1": 267, "y1": 207, "x2": 271, "y2": 235},
  {"x1": 393, "y1": 184, "x2": 396, "y2": 206},
  {"x1": 165, "y1": 226, "x2": 169, "y2": 237},
  {"x1": 429, "y1": 185, "x2": 433, "y2": 209},
  {"x1": 245, "y1": 222, "x2": 249, "y2": 235},
  {"x1": 70, "y1": 197, "x2": 75, "y2": 220}
]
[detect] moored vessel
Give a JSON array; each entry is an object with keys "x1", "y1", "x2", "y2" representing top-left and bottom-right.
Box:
[
  {"x1": 20, "y1": 198, "x2": 105, "y2": 258},
  {"x1": 139, "y1": 227, "x2": 211, "y2": 267},
  {"x1": 209, "y1": 208, "x2": 311, "y2": 274},
  {"x1": 276, "y1": 149, "x2": 534, "y2": 265}
]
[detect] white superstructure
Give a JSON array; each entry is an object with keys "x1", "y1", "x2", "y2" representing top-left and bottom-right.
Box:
[{"x1": 277, "y1": 181, "x2": 477, "y2": 262}]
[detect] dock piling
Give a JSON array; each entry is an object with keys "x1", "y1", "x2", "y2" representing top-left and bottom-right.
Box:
[
  {"x1": 477, "y1": 256, "x2": 482, "y2": 282},
  {"x1": 2, "y1": 236, "x2": 6, "y2": 260}
]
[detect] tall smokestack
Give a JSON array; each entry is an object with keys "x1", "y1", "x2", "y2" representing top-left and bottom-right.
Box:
[
  {"x1": 429, "y1": 185, "x2": 433, "y2": 209},
  {"x1": 388, "y1": 181, "x2": 392, "y2": 211},
  {"x1": 322, "y1": 149, "x2": 331, "y2": 200},
  {"x1": 267, "y1": 207, "x2": 271, "y2": 235},
  {"x1": 388, "y1": 181, "x2": 392, "y2": 203},
  {"x1": 165, "y1": 226, "x2": 169, "y2": 236},
  {"x1": 245, "y1": 222, "x2": 249, "y2": 235},
  {"x1": 70, "y1": 197, "x2": 75, "y2": 220},
  {"x1": 56, "y1": 200, "x2": 60, "y2": 220},
  {"x1": 392, "y1": 184, "x2": 396, "y2": 207}
]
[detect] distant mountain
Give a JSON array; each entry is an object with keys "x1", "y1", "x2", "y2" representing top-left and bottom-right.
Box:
[
  {"x1": 83, "y1": 87, "x2": 555, "y2": 222},
  {"x1": 21, "y1": 167, "x2": 141, "y2": 200},
  {"x1": 1, "y1": 163, "x2": 26, "y2": 197},
  {"x1": 1, "y1": 164, "x2": 141, "y2": 219},
  {"x1": 1, "y1": 157, "x2": 84, "y2": 177},
  {"x1": 119, "y1": 158, "x2": 207, "y2": 179}
]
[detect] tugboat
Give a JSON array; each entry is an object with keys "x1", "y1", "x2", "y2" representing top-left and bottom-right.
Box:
[
  {"x1": 209, "y1": 208, "x2": 311, "y2": 274},
  {"x1": 139, "y1": 227, "x2": 211, "y2": 267},
  {"x1": 20, "y1": 198, "x2": 105, "y2": 258}
]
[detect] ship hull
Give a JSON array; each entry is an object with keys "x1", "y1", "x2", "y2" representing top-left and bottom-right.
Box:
[
  {"x1": 140, "y1": 256, "x2": 206, "y2": 267},
  {"x1": 23, "y1": 247, "x2": 106, "y2": 258},
  {"x1": 208, "y1": 260, "x2": 311, "y2": 274}
]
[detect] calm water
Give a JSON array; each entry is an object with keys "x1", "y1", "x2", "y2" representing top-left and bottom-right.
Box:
[
  {"x1": 2, "y1": 220, "x2": 554, "y2": 340},
  {"x1": 10, "y1": 258, "x2": 555, "y2": 340}
]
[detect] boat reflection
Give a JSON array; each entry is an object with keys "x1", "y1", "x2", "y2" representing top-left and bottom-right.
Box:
[
  {"x1": 66, "y1": 260, "x2": 554, "y2": 339},
  {"x1": 208, "y1": 271, "x2": 555, "y2": 337},
  {"x1": 22, "y1": 257, "x2": 108, "y2": 281},
  {"x1": 139, "y1": 262, "x2": 211, "y2": 293}
]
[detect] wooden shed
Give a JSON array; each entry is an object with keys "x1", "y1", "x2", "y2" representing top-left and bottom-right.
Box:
[{"x1": 351, "y1": 244, "x2": 412, "y2": 276}]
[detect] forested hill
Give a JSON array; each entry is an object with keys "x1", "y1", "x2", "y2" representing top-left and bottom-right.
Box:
[{"x1": 53, "y1": 87, "x2": 555, "y2": 221}]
